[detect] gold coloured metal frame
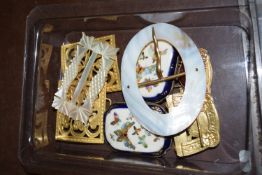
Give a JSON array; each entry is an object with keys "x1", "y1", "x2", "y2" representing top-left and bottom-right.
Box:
[{"x1": 55, "y1": 35, "x2": 121, "y2": 143}]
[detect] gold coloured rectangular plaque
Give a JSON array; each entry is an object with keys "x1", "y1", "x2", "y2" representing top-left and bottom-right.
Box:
[
  {"x1": 167, "y1": 49, "x2": 220, "y2": 157},
  {"x1": 55, "y1": 35, "x2": 121, "y2": 143}
]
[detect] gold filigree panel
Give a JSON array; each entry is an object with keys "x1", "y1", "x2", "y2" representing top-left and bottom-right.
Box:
[
  {"x1": 55, "y1": 35, "x2": 120, "y2": 144},
  {"x1": 60, "y1": 35, "x2": 121, "y2": 93},
  {"x1": 55, "y1": 85, "x2": 106, "y2": 143}
]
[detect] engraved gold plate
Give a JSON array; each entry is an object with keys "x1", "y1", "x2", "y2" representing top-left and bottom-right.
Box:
[
  {"x1": 167, "y1": 48, "x2": 220, "y2": 157},
  {"x1": 55, "y1": 35, "x2": 121, "y2": 144}
]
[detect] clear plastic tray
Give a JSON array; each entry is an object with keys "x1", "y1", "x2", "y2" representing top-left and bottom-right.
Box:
[{"x1": 19, "y1": 1, "x2": 262, "y2": 174}]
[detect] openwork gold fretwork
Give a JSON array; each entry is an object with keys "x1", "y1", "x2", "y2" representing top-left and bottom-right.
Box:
[
  {"x1": 55, "y1": 35, "x2": 121, "y2": 144},
  {"x1": 56, "y1": 85, "x2": 106, "y2": 143},
  {"x1": 60, "y1": 35, "x2": 121, "y2": 93},
  {"x1": 166, "y1": 48, "x2": 220, "y2": 157}
]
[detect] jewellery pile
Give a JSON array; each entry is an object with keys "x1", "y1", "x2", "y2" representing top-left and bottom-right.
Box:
[{"x1": 52, "y1": 23, "x2": 220, "y2": 156}]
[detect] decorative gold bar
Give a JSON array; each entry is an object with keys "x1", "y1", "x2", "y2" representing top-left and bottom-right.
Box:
[{"x1": 138, "y1": 72, "x2": 185, "y2": 88}]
